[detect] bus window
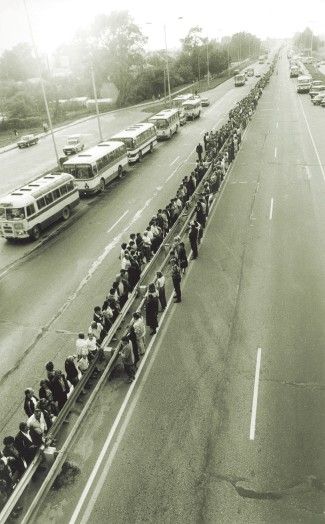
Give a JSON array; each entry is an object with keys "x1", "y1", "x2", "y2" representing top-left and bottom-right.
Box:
[
  {"x1": 74, "y1": 165, "x2": 93, "y2": 179},
  {"x1": 44, "y1": 193, "x2": 54, "y2": 206},
  {"x1": 37, "y1": 197, "x2": 46, "y2": 210},
  {"x1": 26, "y1": 204, "x2": 35, "y2": 217},
  {"x1": 60, "y1": 184, "x2": 68, "y2": 196},
  {"x1": 52, "y1": 189, "x2": 61, "y2": 200}
]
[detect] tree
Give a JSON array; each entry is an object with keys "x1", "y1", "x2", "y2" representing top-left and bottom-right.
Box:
[
  {"x1": 293, "y1": 28, "x2": 322, "y2": 52},
  {"x1": 90, "y1": 11, "x2": 147, "y2": 105},
  {"x1": 0, "y1": 43, "x2": 38, "y2": 81}
]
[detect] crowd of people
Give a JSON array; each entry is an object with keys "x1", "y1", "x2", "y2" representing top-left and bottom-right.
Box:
[{"x1": 0, "y1": 59, "x2": 277, "y2": 511}]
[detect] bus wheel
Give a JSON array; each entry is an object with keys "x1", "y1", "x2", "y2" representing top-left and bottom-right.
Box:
[
  {"x1": 118, "y1": 165, "x2": 123, "y2": 178},
  {"x1": 169, "y1": 130, "x2": 172, "y2": 138},
  {"x1": 149, "y1": 143, "x2": 154, "y2": 153},
  {"x1": 99, "y1": 178, "x2": 105, "y2": 192},
  {"x1": 31, "y1": 225, "x2": 41, "y2": 240},
  {"x1": 138, "y1": 150, "x2": 143, "y2": 162},
  {"x1": 62, "y1": 206, "x2": 70, "y2": 220},
  {"x1": 175, "y1": 125, "x2": 179, "y2": 133}
]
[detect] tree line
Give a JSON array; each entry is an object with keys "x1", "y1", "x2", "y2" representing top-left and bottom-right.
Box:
[{"x1": 0, "y1": 11, "x2": 262, "y2": 130}]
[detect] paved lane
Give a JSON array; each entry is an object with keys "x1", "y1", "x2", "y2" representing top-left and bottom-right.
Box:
[
  {"x1": 61, "y1": 53, "x2": 325, "y2": 523},
  {"x1": 0, "y1": 67, "x2": 267, "y2": 439}
]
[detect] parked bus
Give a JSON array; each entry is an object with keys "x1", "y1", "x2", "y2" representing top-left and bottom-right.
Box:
[
  {"x1": 182, "y1": 97, "x2": 201, "y2": 120},
  {"x1": 172, "y1": 93, "x2": 194, "y2": 125},
  {"x1": 0, "y1": 172, "x2": 79, "y2": 241},
  {"x1": 63, "y1": 141, "x2": 128, "y2": 195},
  {"x1": 296, "y1": 75, "x2": 312, "y2": 93},
  {"x1": 148, "y1": 108, "x2": 180, "y2": 139},
  {"x1": 234, "y1": 74, "x2": 246, "y2": 86},
  {"x1": 110, "y1": 122, "x2": 157, "y2": 163}
]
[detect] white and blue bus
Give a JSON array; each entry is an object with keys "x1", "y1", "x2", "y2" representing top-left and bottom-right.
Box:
[
  {"x1": 0, "y1": 172, "x2": 79, "y2": 240},
  {"x1": 148, "y1": 108, "x2": 180, "y2": 139},
  {"x1": 110, "y1": 122, "x2": 157, "y2": 163},
  {"x1": 63, "y1": 141, "x2": 128, "y2": 195}
]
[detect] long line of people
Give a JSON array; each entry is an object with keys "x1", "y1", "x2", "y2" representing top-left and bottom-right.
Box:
[{"x1": 0, "y1": 60, "x2": 277, "y2": 510}]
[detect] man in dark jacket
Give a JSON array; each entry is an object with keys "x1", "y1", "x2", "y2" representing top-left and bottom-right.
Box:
[
  {"x1": 189, "y1": 223, "x2": 199, "y2": 259},
  {"x1": 15, "y1": 423, "x2": 38, "y2": 465},
  {"x1": 196, "y1": 142, "x2": 203, "y2": 162}
]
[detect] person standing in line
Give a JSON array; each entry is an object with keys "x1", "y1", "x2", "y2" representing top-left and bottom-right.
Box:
[
  {"x1": 156, "y1": 271, "x2": 167, "y2": 310},
  {"x1": 132, "y1": 312, "x2": 146, "y2": 356},
  {"x1": 145, "y1": 293, "x2": 159, "y2": 335},
  {"x1": 171, "y1": 261, "x2": 182, "y2": 303},
  {"x1": 119, "y1": 336, "x2": 135, "y2": 383},
  {"x1": 189, "y1": 223, "x2": 199, "y2": 259},
  {"x1": 178, "y1": 242, "x2": 188, "y2": 274},
  {"x1": 196, "y1": 142, "x2": 203, "y2": 162}
]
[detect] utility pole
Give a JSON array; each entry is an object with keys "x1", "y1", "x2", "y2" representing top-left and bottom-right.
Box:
[
  {"x1": 90, "y1": 62, "x2": 103, "y2": 141},
  {"x1": 206, "y1": 40, "x2": 210, "y2": 87},
  {"x1": 163, "y1": 24, "x2": 171, "y2": 102},
  {"x1": 23, "y1": 0, "x2": 59, "y2": 165}
]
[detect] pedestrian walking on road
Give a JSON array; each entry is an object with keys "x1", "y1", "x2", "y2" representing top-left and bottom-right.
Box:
[
  {"x1": 178, "y1": 242, "x2": 188, "y2": 274},
  {"x1": 119, "y1": 336, "x2": 135, "y2": 383},
  {"x1": 171, "y1": 261, "x2": 182, "y2": 303},
  {"x1": 189, "y1": 223, "x2": 198, "y2": 259},
  {"x1": 146, "y1": 293, "x2": 159, "y2": 335},
  {"x1": 156, "y1": 271, "x2": 167, "y2": 310},
  {"x1": 196, "y1": 142, "x2": 203, "y2": 162}
]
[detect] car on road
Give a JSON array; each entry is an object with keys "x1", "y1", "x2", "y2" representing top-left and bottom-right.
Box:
[
  {"x1": 312, "y1": 93, "x2": 325, "y2": 105},
  {"x1": 200, "y1": 97, "x2": 210, "y2": 107},
  {"x1": 311, "y1": 80, "x2": 323, "y2": 88},
  {"x1": 255, "y1": 72, "x2": 261, "y2": 78},
  {"x1": 17, "y1": 134, "x2": 39, "y2": 149},
  {"x1": 309, "y1": 85, "x2": 325, "y2": 99},
  {"x1": 63, "y1": 135, "x2": 85, "y2": 155}
]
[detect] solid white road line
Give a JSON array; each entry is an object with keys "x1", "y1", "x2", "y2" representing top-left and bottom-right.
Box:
[
  {"x1": 274, "y1": 147, "x2": 277, "y2": 159},
  {"x1": 298, "y1": 96, "x2": 325, "y2": 182},
  {"x1": 276, "y1": 121, "x2": 278, "y2": 129},
  {"x1": 249, "y1": 347, "x2": 262, "y2": 441},
  {"x1": 269, "y1": 198, "x2": 274, "y2": 220},
  {"x1": 70, "y1": 290, "x2": 177, "y2": 524},
  {"x1": 106, "y1": 210, "x2": 129, "y2": 233},
  {"x1": 170, "y1": 155, "x2": 180, "y2": 166}
]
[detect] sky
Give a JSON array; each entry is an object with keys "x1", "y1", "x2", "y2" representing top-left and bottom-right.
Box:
[{"x1": 0, "y1": 0, "x2": 324, "y2": 56}]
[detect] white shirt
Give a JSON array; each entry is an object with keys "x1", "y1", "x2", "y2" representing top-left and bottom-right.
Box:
[
  {"x1": 87, "y1": 336, "x2": 98, "y2": 352},
  {"x1": 157, "y1": 276, "x2": 165, "y2": 288},
  {"x1": 76, "y1": 338, "x2": 88, "y2": 353}
]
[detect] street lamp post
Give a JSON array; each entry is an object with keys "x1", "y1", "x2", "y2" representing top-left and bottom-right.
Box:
[
  {"x1": 23, "y1": 0, "x2": 59, "y2": 165},
  {"x1": 163, "y1": 24, "x2": 171, "y2": 102}
]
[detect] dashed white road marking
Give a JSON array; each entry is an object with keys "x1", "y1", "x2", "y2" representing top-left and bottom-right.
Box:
[
  {"x1": 274, "y1": 147, "x2": 277, "y2": 159},
  {"x1": 170, "y1": 155, "x2": 180, "y2": 166},
  {"x1": 249, "y1": 347, "x2": 262, "y2": 441},
  {"x1": 276, "y1": 121, "x2": 278, "y2": 129},
  {"x1": 269, "y1": 198, "x2": 274, "y2": 220},
  {"x1": 106, "y1": 210, "x2": 129, "y2": 233}
]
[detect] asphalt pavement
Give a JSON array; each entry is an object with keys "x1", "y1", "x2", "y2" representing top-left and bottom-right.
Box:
[
  {"x1": 38, "y1": 51, "x2": 325, "y2": 523},
  {"x1": 0, "y1": 64, "x2": 267, "y2": 443}
]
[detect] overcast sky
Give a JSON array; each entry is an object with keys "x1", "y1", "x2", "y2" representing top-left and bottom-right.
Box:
[{"x1": 0, "y1": 0, "x2": 324, "y2": 55}]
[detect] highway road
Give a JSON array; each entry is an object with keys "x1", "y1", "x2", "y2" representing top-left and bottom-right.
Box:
[
  {"x1": 0, "y1": 64, "x2": 263, "y2": 274},
  {"x1": 34, "y1": 52, "x2": 325, "y2": 522},
  {"x1": 0, "y1": 64, "x2": 267, "y2": 443}
]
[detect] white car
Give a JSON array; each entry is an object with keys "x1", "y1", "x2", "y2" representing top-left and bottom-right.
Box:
[
  {"x1": 63, "y1": 135, "x2": 85, "y2": 155},
  {"x1": 200, "y1": 97, "x2": 210, "y2": 107},
  {"x1": 312, "y1": 93, "x2": 325, "y2": 105}
]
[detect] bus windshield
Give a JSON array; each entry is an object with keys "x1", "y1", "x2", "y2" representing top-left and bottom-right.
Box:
[
  {"x1": 0, "y1": 207, "x2": 26, "y2": 220},
  {"x1": 153, "y1": 119, "x2": 168, "y2": 129},
  {"x1": 65, "y1": 164, "x2": 94, "y2": 179}
]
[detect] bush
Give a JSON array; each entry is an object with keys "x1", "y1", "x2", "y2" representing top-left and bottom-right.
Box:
[{"x1": 0, "y1": 116, "x2": 42, "y2": 131}]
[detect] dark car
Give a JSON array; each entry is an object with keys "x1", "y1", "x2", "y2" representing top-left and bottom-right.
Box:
[{"x1": 17, "y1": 134, "x2": 39, "y2": 148}]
